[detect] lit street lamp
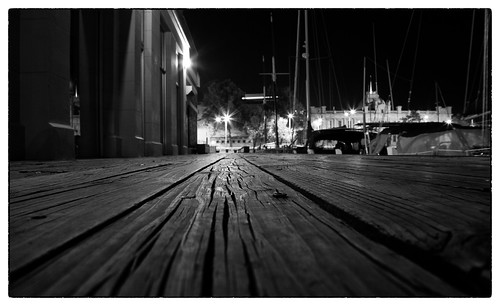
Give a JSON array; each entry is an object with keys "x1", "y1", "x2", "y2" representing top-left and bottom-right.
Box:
[
  {"x1": 287, "y1": 113, "x2": 294, "y2": 128},
  {"x1": 183, "y1": 56, "x2": 192, "y2": 69},
  {"x1": 344, "y1": 109, "x2": 356, "y2": 128},
  {"x1": 215, "y1": 114, "x2": 231, "y2": 149},
  {"x1": 350, "y1": 109, "x2": 356, "y2": 128},
  {"x1": 223, "y1": 114, "x2": 231, "y2": 147}
]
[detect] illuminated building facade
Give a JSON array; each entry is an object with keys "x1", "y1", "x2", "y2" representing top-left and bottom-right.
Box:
[{"x1": 310, "y1": 105, "x2": 453, "y2": 130}]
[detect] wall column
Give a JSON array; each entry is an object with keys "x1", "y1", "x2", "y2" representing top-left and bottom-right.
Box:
[
  {"x1": 77, "y1": 10, "x2": 101, "y2": 158},
  {"x1": 177, "y1": 53, "x2": 188, "y2": 154},
  {"x1": 143, "y1": 10, "x2": 163, "y2": 156},
  {"x1": 164, "y1": 33, "x2": 178, "y2": 155},
  {"x1": 101, "y1": 10, "x2": 143, "y2": 157}
]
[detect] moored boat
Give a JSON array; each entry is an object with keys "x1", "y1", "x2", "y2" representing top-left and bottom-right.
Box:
[{"x1": 368, "y1": 122, "x2": 490, "y2": 156}]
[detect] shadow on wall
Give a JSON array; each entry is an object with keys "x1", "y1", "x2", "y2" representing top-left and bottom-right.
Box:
[{"x1": 27, "y1": 123, "x2": 75, "y2": 160}]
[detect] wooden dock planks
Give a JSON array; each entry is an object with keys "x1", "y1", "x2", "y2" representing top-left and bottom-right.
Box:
[
  {"x1": 9, "y1": 155, "x2": 224, "y2": 281},
  {"x1": 244, "y1": 154, "x2": 491, "y2": 296},
  {"x1": 8, "y1": 154, "x2": 491, "y2": 296}
]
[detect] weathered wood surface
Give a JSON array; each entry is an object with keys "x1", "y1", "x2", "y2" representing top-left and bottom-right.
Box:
[
  {"x1": 244, "y1": 154, "x2": 491, "y2": 296},
  {"x1": 9, "y1": 155, "x2": 223, "y2": 274},
  {"x1": 8, "y1": 154, "x2": 491, "y2": 296}
]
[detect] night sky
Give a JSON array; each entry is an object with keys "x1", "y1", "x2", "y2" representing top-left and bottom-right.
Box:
[{"x1": 183, "y1": 8, "x2": 490, "y2": 115}]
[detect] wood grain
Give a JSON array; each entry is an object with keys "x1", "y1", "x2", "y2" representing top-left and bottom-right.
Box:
[
  {"x1": 9, "y1": 154, "x2": 490, "y2": 296},
  {"x1": 244, "y1": 154, "x2": 491, "y2": 295}
]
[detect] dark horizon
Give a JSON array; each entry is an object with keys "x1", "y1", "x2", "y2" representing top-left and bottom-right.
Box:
[{"x1": 184, "y1": 8, "x2": 491, "y2": 115}]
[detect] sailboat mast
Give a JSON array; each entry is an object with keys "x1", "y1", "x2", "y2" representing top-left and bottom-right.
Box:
[
  {"x1": 407, "y1": 11, "x2": 422, "y2": 112},
  {"x1": 305, "y1": 10, "x2": 311, "y2": 145},
  {"x1": 435, "y1": 81, "x2": 440, "y2": 122},
  {"x1": 373, "y1": 24, "x2": 378, "y2": 92},
  {"x1": 293, "y1": 10, "x2": 300, "y2": 116},
  {"x1": 463, "y1": 10, "x2": 475, "y2": 115},
  {"x1": 386, "y1": 59, "x2": 393, "y2": 121},
  {"x1": 482, "y1": 9, "x2": 490, "y2": 146},
  {"x1": 270, "y1": 13, "x2": 279, "y2": 150},
  {"x1": 262, "y1": 55, "x2": 267, "y2": 145},
  {"x1": 363, "y1": 57, "x2": 368, "y2": 154}
]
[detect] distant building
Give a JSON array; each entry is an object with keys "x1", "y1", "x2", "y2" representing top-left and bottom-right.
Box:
[
  {"x1": 9, "y1": 9, "x2": 199, "y2": 160},
  {"x1": 310, "y1": 104, "x2": 453, "y2": 130},
  {"x1": 310, "y1": 82, "x2": 453, "y2": 130},
  {"x1": 209, "y1": 132, "x2": 253, "y2": 149}
]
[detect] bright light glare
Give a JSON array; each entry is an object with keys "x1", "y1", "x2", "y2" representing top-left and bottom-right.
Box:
[
  {"x1": 313, "y1": 118, "x2": 322, "y2": 128},
  {"x1": 350, "y1": 109, "x2": 356, "y2": 115},
  {"x1": 287, "y1": 113, "x2": 294, "y2": 119},
  {"x1": 183, "y1": 57, "x2": 192, "y2": 69},
  {"x1": 215, "y1": 117, "x2": 222, "y2": 123},
  {"x1": 344, "y1": 112, "x2": 349, "y2": 117},
  {"x1": 446, "y1": 119, "x2": 452, "y2": 124},
  {"x1": 223, "y1": 114, "x2": 231, "y2": 123}
]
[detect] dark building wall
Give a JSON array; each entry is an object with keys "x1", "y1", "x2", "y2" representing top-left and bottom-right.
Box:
[
  {"x1": 109, "y1": 10, "x2": 143, "y2": 158},
  {"x1": 143, "y1": 10, "x2": 163, "y2": 156},
  {"x1": 177, "y1": 52, "x2": 188, "y2": 155},
  {"x1": 164, "y1": 32, "x2": 179, "y2": 155},
  {"x1": 187, "y1": 93, "x2": 198, "y2": 150},
  {"x1": 9, "y1": 10, "x2": 74, "y2": 160},
  {"x1": 9, "y1": 9, "x2": 199, "y2": 160},
  {"x1": 8, "y1": 10, "x2": 23, "y2": 160},
  {"x1": 77, "y1": 10, "x2": 101, "y2": 158}
]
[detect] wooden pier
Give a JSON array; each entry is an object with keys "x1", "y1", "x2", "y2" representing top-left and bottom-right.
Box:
[{"x1": 8, "y1": 154, "x2": 491, "y2": 297}]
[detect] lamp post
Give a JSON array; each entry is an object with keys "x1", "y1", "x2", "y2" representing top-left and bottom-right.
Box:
[
  {"x1": 215, "y1": 116, "x2": 222, "y2": 147},
  {"x1": 223, "y1": 114, "x2": 230, "y2": 147},
  {"x1": 216, "y1": 113, "x2": 231, "y2": 150}
]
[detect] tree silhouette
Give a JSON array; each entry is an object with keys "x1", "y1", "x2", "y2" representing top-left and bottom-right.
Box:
[
  {"x1": 199, "y1": 79, "x2": 244, "y2": 145},
  {"x1": 200, "y1": 79, "x2": 244, "y2": 122}
]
